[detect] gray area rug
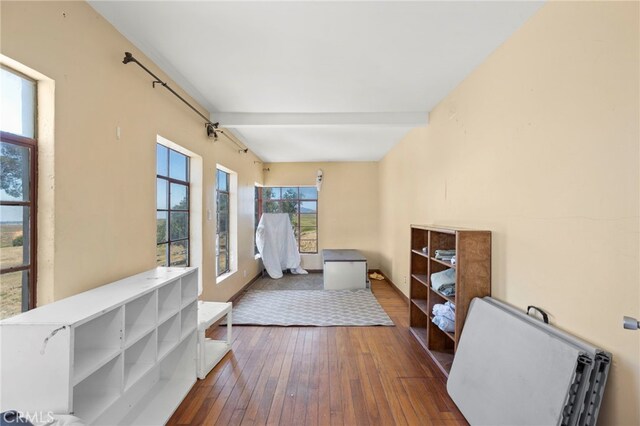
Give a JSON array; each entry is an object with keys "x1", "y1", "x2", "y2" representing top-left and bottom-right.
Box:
[
  {"x1": 250, "y1": 273, "x2": 323, "y2": 291},
  {"x1": 230, "y1": 275, "x2": 394, "y2": 326}
]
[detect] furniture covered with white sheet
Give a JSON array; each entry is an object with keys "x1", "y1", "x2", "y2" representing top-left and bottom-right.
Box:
[
  {"x1": 255, "y1": 213, "x2": 307, "y2": 279},
  {"x1": 322, "y1": 249, "x2": 369, "y2": 290}
]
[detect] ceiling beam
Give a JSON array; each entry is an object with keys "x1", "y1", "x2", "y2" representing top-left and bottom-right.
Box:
[{"x1": 212, "y1": 112, "x2": 428, "y2": 128}]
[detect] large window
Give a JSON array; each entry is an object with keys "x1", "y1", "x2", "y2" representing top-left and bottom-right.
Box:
[
  {"x1": 216, "y1": 169, "x2": 230, "y2": 276},
  {"x1": 156, "y1": 144, "x2": 190, "y2": 267},
  {"x1": 0, "y1": 66, "x2": 37, "y2": 319},
  {"x1": 255, "y1": 187, "x2": 318, "y2": 253}
]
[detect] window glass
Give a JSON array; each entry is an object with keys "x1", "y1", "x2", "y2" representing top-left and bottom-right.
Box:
[
  {"x1": 254, "y1": 186, "x2": 318, "y2": 254},
  {"x1": 156, "y1": 243, "x2": 168, "y2": 266},
  {"x1": 281, "y1": 187, "x2": 298, "y2": 199},
  {"x1": 169, "y1": 212, "x2": 188, "y2": 240},
  {"x1": 217, "y1": 169, "x2": 228, "y2": 192},
  {"x1": 169, "y1": 149, "x2": 188, "y2": 181},
  {"x1": 156, "y1": 145, "x2": 189, "y2": 266},
  {"x1": 0, "y1": 67, "x2": 37, "y2": 319},
  {"x1": 156, "y1": 179, "x2": 168, "y2": 210},
  {"x1": 299, "y1": 187, "x2": 318, "y2": 200},
  {"x1": 262, "y1": 187, "x2": 280, "y2": 200},
  {"x1": 0, "y1": 270, "x2": 29, "y2": 319},
  {"x1": 156, "y1": 144, "x2": 168, "y2": 177},
  {"x1": 156, "y1": 211, "x2": 168, "y2": 244},
  {"x1": 216, "y1": 169, "x2": 231, "y2": 276},
  {"x1": 170, "y1": 183, "x2": 188, "y2": 210},
  {"x1": 0, "y1": 142, "x2": 30, "y2": 202},
  {"x1": 0, "y1": 206, "x2": 29, "y2": 269},
  {"x1": 169, "y1": 241, "x2": 188, "y2": 267},
  {"x1": 0, "y1": 68, "x2": 35, "y2": 138}
]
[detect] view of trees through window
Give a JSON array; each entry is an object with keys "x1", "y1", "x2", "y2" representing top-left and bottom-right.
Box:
[
  {"x1": 0, "y1": 66, "x2": 37, "y2": 320},
  {"x1": 255, "y1": 187, "x2": 318, "y2": 253},
  {"x1": 216, "y1": 169, "x2": 230, "y2": 276},
  {"x1": 156, "y1": 144, "x2": 190, "y2": 267}
]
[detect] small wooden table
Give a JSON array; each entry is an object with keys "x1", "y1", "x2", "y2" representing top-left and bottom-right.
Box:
[{"x1": 197, "y1": 301, "x2": 232, "y2": 379}]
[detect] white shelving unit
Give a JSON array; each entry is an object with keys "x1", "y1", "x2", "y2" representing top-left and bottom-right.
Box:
[
  {"x1": 124, "y1": 291, "x2": 156, "y2": 347},
  {"x1": 181, "y1": 301, "x2": 198, "y2": 338},
  {"x1": 0, "y1": 267, "x2": 199, "y2": 425},
  {"x1": 124, "y1": 330, "x2": 156, "y2": 390},
  {"x1": 158, "y1": 279, "x2": 180, "y2": 323},
  {"x1": 73, "y1": 307, "x2": 123, "y2": 385},
  {"x1": 158, "y1": 312, "x2": 181, "y2": 360},
  {"x1": 197, "y1": 301, "x2": 232, "y2": 379}
]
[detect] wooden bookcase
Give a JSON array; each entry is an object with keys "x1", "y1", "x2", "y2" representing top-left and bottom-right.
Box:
[{"x1": 409, "y1": 225, "x2": 491, "y2": 377}]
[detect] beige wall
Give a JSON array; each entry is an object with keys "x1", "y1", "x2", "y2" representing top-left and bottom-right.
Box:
[
  {"x1": 379, "y1": 2, "x2": 639, "y2": 423},
  {"x1": 3, "y1": 0, "x2": 639, "y2": 422},
  {"x1": 1, "y1": 1, "x2": 263, "y2": 304},
  {"x1": 264, "y1": 162, "x2": 380, "y2": 270}
]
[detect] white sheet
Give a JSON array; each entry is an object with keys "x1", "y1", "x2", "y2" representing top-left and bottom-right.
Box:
[{"x1": 256, "y1": 213, "x2": 307, "y2": 279}]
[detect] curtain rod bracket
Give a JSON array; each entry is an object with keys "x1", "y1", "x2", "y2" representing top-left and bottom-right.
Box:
[{"x1": 122, "y1": 51, "x2": 249, "y2": 154}]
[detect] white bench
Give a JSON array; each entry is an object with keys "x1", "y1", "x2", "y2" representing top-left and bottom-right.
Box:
[{"x1": 197, "y1": 301, "x2": 232, "y2": 379}]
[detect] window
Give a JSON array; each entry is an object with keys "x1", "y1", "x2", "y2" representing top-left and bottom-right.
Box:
[
  {"x1": 255, "y1": 187, "x2": 318, "y2": 253},
  {"x1": 156, "y1": 144, "x2": 190, "y2": 267},
  {"x1": 216, "y1": 169, "x2": 230, "y2": 276},
  {"x1": 0, "y1": 66, "x2": 37, "y2": 319}
]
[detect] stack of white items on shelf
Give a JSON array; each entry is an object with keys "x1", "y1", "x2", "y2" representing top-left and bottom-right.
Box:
[
  {"x1": 432, "y1": 301, "x2": 455, "y2": 332},
  {"x1": 448, "y1": 297, "x2": 612, "y2": 426},
  {"x1": 430, "y1": 268, "x2": 456, "y2": 296},
  {"x1": 435, "y1": 249, "x2": 456, "y2": 262}
]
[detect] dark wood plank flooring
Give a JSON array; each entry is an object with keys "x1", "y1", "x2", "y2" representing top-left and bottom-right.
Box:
[{"x1": 168, "y1": 279, "x2": 466, "y2": 425}]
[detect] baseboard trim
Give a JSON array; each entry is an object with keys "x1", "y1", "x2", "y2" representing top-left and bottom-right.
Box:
[
  {"x1": 376, "y1": 269, "x2": 409, "y2": 305},
  {"x1": 227, "y1": 272, "x2": 262, "y2": 303}
]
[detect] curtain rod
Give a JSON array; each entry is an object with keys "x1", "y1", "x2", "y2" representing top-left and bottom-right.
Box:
[{"x1": 122, "y1": 52, "x2": 248, "y2": 153}]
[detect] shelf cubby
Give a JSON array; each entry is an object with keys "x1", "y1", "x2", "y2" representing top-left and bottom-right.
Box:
[
  {"x1": 410, "y1": 275, "x2": 428, "y2": 301},
  {"x1": 73, "y1": 307, "x2": 123, "y2": 385},
  {"x1": 124, "y1": 329, "x2": 157, "y2": 391},
  {"x1": 430, "y1": 286, "x2": 455, "y2": 304},
  {"x1": 158, "y1": 279, "x2": 181, "y2": 323},
  {"x1": 180, "y1": 301, "x2": 197, "y2": 338},
  {"x1": 121, "y1": 333, "x2": 197, "y2": 426},
  {"x1": 124, "y1": 291, "x2": 157, "y2": 347},
  {"x1": 158, "y1": 312, "x2": 180, "y2": 360},
  {"x1": 180, "y1": 273, "x2": 198, "y2": 307},
  {"x1": 73, "y1": 353, "x2": 123, "y2": 423}
]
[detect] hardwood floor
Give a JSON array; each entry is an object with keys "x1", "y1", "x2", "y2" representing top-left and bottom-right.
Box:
[{"x1": 168, "y1": 279, "x2": 467, "y2": 425}]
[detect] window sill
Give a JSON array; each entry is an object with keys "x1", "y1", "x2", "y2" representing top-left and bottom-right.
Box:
[{"x1": 216, "y1": 269, "x2": 237, "y2": 284}]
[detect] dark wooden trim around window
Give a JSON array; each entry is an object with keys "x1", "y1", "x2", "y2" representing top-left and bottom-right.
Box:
[{"x1": 0, "y1": 130, "x2": 38, "y2": 311}]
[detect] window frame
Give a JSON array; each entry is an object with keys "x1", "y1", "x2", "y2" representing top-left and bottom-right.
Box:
[
  {"x1": 255, "y1": 186, "x2": 318, "y2": 254},
  {"x1": 156, "y1": 144, "x2": 190, "y2": 267},
  {"x1": 0, "y1": 132, "x2": 38, "y2": 312},
  {"x1": 216, "y1": 169, "x2": 231, "y2": 276}
]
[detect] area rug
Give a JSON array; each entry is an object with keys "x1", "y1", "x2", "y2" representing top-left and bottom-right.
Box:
[{"x1": 230, "y1": 289, "x2": 394, "y2": 327}]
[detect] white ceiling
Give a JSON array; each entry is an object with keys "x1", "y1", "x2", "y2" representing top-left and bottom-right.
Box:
[{"x1": 90, "y1": 1, "x2": 544, "y2": 162}]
